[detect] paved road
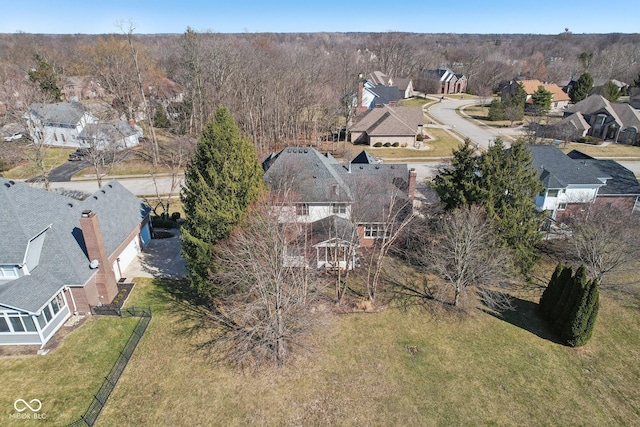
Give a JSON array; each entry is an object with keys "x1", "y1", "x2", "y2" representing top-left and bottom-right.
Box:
[
  {"x1": 428, "y1": 98, "x2": 512, "y2": 150},
  {"x1": 48, "y1": 160, "x2": 90, "y2": 182},
  {"x1": 51, "y1": 175, "x2": 183, "y2": 196}
]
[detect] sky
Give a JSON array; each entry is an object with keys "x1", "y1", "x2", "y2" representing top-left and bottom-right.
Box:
[{"x1": 1, "y1": 0, "x2": 638, "y2": 35}]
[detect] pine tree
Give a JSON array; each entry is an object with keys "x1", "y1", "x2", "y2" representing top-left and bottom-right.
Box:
[
  {"x1": 28, "y1": 54, "x2": 62, "y2": 101},
  {"x1": 180, "y1": 106, "x2": 264, "y2": 295},
  {"x1": 539, "y1": 262, "x2": 563, "y2": 316},
  {"x1": 531, "y1": 86, "x2": 553, "y2": 115},
  {"x1": 488, "y1": 99, "x2": 505, "y2": 121},
  {"x1": 433, "y1": 139, "x2": 482, "y2": 210},
  {"x1": 570, "y1": 72, "x2": 593, "y2": 103},
  {"x1": 479, "y1": 139, "x2": 544, "y2": 274},
  {"x1": 153, "y1": 103, "x2": 170, "y2": 128},
  {"x1": 566, "y1": 278, "x2": 599, "y2": 347},
  {"x1": 549, "y1": 265, "x2": 573, "y2": 322},
  {"x1": 602, "y1": 80, "x2": 620, "y2": 102},
  {"x1": 557, "y1": 265, "x2": 587, "y2": 329}
]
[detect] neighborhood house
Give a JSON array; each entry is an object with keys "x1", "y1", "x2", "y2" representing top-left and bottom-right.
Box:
[
  {"x1": 262, "y1": 147, "x2": 416, "y2": 270},
  {"x1": 0, "y1": 179, "x2": 151, "y2": 347}
]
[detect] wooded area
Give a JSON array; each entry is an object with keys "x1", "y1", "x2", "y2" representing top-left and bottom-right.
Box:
[{"x1": 2, "y1": 31, "x2": 639, "y2": 156}]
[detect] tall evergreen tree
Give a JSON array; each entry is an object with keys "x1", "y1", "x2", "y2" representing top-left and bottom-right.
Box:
[
  {"x1": 539, "y1": 262, "x2": 563, "y2": 316},
  {"x1": 602, "y1": 80, "x2": 621, "y2": 102},
  {"x1": 531, "y1": 86, "x2": 553, "y2": 114},
  {"x1": 488, "y1": 99, "x2": 505, "y2": 121},
  {"x1": 153, "y1": 103, "x2": 170, "y2": 128},
  {"x1": 28, "y1": 54, "x2": 62, "y2": 101},
  {"x1": 180, "y1": 106, "x2": 264, "y2": 295},
  {"x1": 479, "y1": 139, "x2": 544, "y2": 274},
  {"x1": 570, "y1": 72, "x2": 593, "y2": 103},
  {"x1": 567, "y1": 278, "x2": 599, "y2": 347},
  {"x1": 433, "y1": 139, "x2": 482, "y2": 210},
  {"x1": 556, "y1": 265, "x2": 587, "y2": 329}
]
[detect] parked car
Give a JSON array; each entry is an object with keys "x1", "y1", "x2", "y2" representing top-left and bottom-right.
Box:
[
  {"x1": 3, "y1": 132, "x2": 23, "y2": 142},
  {"x1": 68, "y1": 148, "x2": 91, "y2": 161}
]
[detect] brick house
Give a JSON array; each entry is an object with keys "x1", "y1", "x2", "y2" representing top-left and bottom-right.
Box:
[{"x1": 0, "y1": 179, "x2": 151, "y2": 347}]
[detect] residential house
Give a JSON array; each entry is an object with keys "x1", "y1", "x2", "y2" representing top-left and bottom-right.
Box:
[
  {"x1": 350, "y1": 105, "x2": 424, "y2": 147},
  {"x1": 0, "y1": 179, "x2": 151, "y2": 347},
  {"x1": 561, "y1": 94, "x2": 640, "y2": 145},
  {"x1": 355, "y1": 80, "x2": 402, "y2": 114},
  {"x1": 529, "y1": 145, "x2": 640, "y2": 223},
  {"x1": 78, "y1": 120, "x2": 141, "y2": 150},
  {"x1": 418, "y1": 68, "x2": 467, "y2": 94},
  {"x1": 562, "y1": 76, "x2": 628, "y2": 97},
  {"x1": 631, "y1": 87, "x2": 640, "y2": 109},
  {"x1": 262, "y1": 147, "x2": 416, "y2": 270},
  {"x1": 566, "y1": 150, "x2": 640, "y2": 213},
  {"x1": 530, "y1": 145, "x2": 605, "y2": 222},
  {"x1": 501, "y1": 79, "x2": 570, "y2": 113},
  {"x1": 63, "y1": 76, "x2": 106, "y2": 102},
  {"x1": 25, "y1": 102, "x2": 142, "y2": 149},
  {"x1": 367, "y1": 71, "x2": 415, "y2": 99}
]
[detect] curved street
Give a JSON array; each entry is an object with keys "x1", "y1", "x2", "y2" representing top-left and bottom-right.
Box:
[{"x1": 428, "y1": 97, "x2": 513, "y2": 150}]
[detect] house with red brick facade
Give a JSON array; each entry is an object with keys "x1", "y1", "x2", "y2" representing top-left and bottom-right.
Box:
[
  {"x1": 0, "y1": 179, "x2": 151, "y2": 347},
  {"x1": 262, "y1": 147, "x2": 416, "y2": 270}
]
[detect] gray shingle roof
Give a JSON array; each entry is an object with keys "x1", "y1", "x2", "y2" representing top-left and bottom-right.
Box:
[
  {"x1": 29, "y1": 102, "x2": 87, "y2": 126},
  {"x1": 566, "y1": 150, "x2": 640, "y2": 196},
  {"x1": 528, "y1": 145, "x2": 604, "y2": 188},
  {"x1": 78, "y1": 120, "x2": 137, "y2": 143},
  {"x1": 262, "y1": 147, "x2": 411, "y2": 223},
  {"x1": 0, "y1": 179, "x2": 150, "y2": 313}
]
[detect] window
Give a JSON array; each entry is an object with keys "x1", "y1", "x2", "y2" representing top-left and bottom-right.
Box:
[
  {"x1": 363, "y1": 223, "x2": 389, "y2": 239},
  {"x1": 296, "y1": 203, "x2": 309, "y2": 216},
  {"x1": 0, "y1": 317, "x2": 9, "y2": 333},
  {"x1": 9, "y1": 316, "x2": 25, "y2": 332},
  {"x1": 54, "y1": 133, "x2": 58, "y2": 141},
  {"x1": 547, "y1": 189, "x2": 559, "y2": 197},
  {"x1": 61, "y1": 133, "x2": 66, "y2": 142},
  {"x1": 331, "y1": 203, "x2": 347, "y2": 214},
  {"x1": 558, "y1": 203, "x2": 567, "y2": 211},
  {"x1": 0, "y1": 265, "x2": 18, "y2": 278},
  {"x1": 42, "y1": 305, "x2": 52, "y2": 323}
]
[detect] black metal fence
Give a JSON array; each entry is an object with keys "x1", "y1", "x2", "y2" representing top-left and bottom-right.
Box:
[{"x1": 67, "y1": 307, "x2": 152, "y2": 427}]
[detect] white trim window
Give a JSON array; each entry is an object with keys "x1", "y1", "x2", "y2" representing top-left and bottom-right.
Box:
[
  {"x1": 557, "y1": 203, "x2": 567, "y2": 211},
  {"x1": 331, "y1": 203, "x2": 347, "y2": 214},
  {"x1": 296, "y1": 203, "x2": 309, "y2": 216},
  {"x1": 363, "y1": 223, "x2": 389, "y2": 239},
  {"x1": 0, "y1": 312, "x2": 37, "y2": 333}
]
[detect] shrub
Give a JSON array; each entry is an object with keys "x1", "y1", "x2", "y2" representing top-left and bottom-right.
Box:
[
  {"x1": 171, "y1": 212, "x2": 181, "y2": 220},
  {"x1": 416, "y1": 134, "x2": 424, "y2": 141},
  {"x1": 392, "y1": 142, "x2": 400, "y2": 147},
  {"x1": 151, "y1": 216, "x2": 177, "y2": 229},
  {"x1": 373, "y1": 142, "x2": 382, "y2": 147},
  {"x1": 383, "y1": 142, "x2": 391, "y2": 147}
]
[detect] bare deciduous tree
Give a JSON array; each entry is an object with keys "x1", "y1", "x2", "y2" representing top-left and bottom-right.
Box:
[
  {"x1": 407, "y1": 205, "x2": 513, "y2": 310},
  {"x1": 565, "y1": 204, "x2": 640, "y2": 283},
  {"x1": 197, "y1": 200, "x2": 325, "y2": 369}
]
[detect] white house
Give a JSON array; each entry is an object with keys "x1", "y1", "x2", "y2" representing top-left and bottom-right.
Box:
[
  {"x1": 529, "y1": 145, "x2": 605, "y2": 221},
  {"x1": 25, "y1": 102, "x2": 141, "y2": 150}
]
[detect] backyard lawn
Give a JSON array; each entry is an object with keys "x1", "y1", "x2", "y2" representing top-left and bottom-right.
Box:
[
  {"x1": 2, "y1": 268, "x2": 639, "y2": 426},
  {"x1": 1, "y1": 147, "x2": 72, "y2": 180}
]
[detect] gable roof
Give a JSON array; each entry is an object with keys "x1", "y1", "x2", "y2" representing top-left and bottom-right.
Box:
[
  {"x1": 351, "y1": 105, "x2": 423, "y2": 137},
  {"x1": 365, "y1": 84, "x2": 401, "y2": 107},
  {"x1": 517, "y1": 80, "x2": 570, "y2": 102},
  {"x1": 262, "y1": 147, "x2": 411, "y2": 223},
  {"x1": 28, "y1": 102, "x2": 88, "y2": 126},
  {"x1": 351, "y1": 150, "x2": 382, "y2": 164},
  {"x1": 0, "y1": 179, "x2": 150, "y2": 313},
  {"x1": 566, "y1": 151, "x2": 640, "y2": 196},
  {"x1": 528, "y1": 145, "x2": 604, "y2": 189},
  {"x1": 610, "y1": 103, "x2": 640, "y2": 129},
  {"x1": 566, "y1": 94, "x2": 623, "y2": 124},
  {"x1": 78, "y1": 120, "x2": 137, "y2": 145}
]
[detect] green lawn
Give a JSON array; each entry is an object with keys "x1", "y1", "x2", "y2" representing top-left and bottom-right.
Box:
[
  {"x1": 0, "y1": 316, "x2": 138, "y2": 426},
  {"x1": 91, "y1": 274, "x2": 640, "y2": 426},
  {"x1": 2, "y1": 147, "x2": 72, "y2": 180},
  {"x1": 2, "y1": 270, "x2": 639, "y2": 426},
  {"x1": 366, "y1": 129, "x2": 461, "y2": 160}
]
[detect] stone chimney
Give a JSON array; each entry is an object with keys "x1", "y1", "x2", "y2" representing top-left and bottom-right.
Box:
[
  {"x1": 408, "y1": 168, "x2": 417, "y2": 201},
  {"x1": 79, "y1": 210, "x2": 118, "y2": 305}
]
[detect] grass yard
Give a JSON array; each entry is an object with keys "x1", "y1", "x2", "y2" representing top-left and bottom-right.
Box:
[
  {"x1": 560, "y1": 142, "x2": 640, "y2": 159},
  {"x1": 86, "y1": 274, "x2": 640, "y2": 426},
  {"x1": 2, "y1": 147, "x2": 72, "y2": 180},
  {"x1": 0, "y1": 316, "x2": 138, "y2": 426},
  {"x1": 400, "y1": 98, "x2": 432, "y2": 108},
  {"x1": 367, "y1": 130, "x2": 461, "y2": 160}
]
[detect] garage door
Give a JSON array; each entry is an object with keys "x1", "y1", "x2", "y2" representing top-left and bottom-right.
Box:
[{"x1": 113, "y1": 238, "x2": 140, "y2": 280}]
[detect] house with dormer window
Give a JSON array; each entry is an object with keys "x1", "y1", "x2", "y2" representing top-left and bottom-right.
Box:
[{"x1": 0, "y1": 178, "x2": 151, "y2": 347}]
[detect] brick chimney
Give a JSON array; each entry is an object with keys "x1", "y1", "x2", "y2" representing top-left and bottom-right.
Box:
[
  {"x1": 408, "y1": 168, "x2": 417, "y2": 201},
  {"x1": 79, "y1": 210, "x2": 118, "y2": 305}
]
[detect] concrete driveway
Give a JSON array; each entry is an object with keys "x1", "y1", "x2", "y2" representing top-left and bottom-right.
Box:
[
  {"x1": 428, "y1": 97, "x2": 514, "y2": 150},
  {"x1": 123, "y1": 229, "x2": 186, "y2": 279}
]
